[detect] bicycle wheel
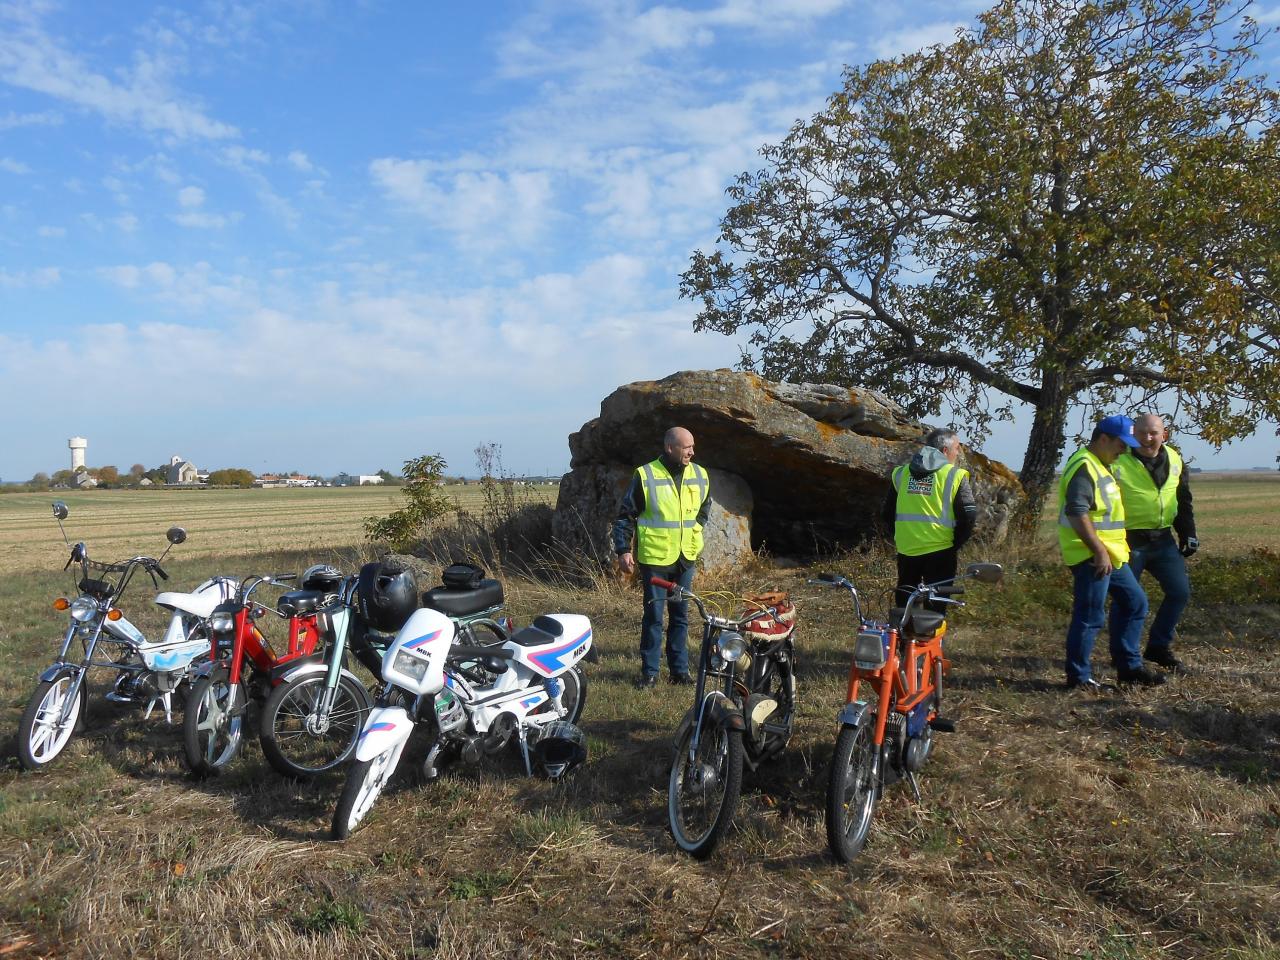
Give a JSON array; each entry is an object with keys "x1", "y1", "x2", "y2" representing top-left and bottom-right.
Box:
[
  {"x1": 183, "y1": 673, "x2": 245, "y2": 776},
  {"x1": 331, "y1": 741, "x2": 406, "y2": 840},
  {"x1": 557, "y1": 665, "x2": 587, "y2": 725},
  {"x1": 826, "y1": 718, "x2": 879, "y2": 863},
  {"x1": 17, "y1": 673, "x2": 86, "y2": 770},
  {"x1": 668, "y1": 719, "x2": 744, "y2": 859},
  {"x1": 260, "y1": 673, "x2": 372, "y2": 779}
]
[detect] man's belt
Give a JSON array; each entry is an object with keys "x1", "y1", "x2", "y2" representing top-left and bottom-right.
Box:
[{"x1": 1126, "y1": 527, "x2": 1174, "y2": 546}]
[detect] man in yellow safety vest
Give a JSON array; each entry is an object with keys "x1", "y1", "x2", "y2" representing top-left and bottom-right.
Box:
[
  {"x1": 1111, "y1": 413, "x2": 1198, "y2": 674},
  {"x1": 880, "y1": 428, "x2": 978, "y2": 610},
  {"x1": 1058, "y1": 415, "x2": 1163, "y2": 690},
  {"x1": 613, "y1": 427, "x2": 711, "y2": 689}
]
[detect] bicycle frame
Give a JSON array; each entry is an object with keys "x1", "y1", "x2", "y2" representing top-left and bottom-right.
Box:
[{"x1": 204, "y1": 576, "x2": 322, "y2": 689}]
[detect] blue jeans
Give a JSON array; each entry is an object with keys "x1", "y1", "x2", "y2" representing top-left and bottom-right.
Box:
[
  {"x1": 639, "y1": 563, "x2": 695, "y2": 678},
  {"x1": 1124, "y1": 532, "x2": 1190, "y2": 651},
  {"x1": 1065, "y1": 561, "x2": 1148, "y2": 683}
]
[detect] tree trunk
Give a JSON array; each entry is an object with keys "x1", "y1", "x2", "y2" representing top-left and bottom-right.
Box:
[{"x1": 1014, "y1": 375, "x2": 1071, "y2": 537}]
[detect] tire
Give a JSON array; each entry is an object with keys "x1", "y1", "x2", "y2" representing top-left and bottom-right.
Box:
[
  {"x1": 18, "y1": 674, "x2": 86, "y2": 770},
  {"x1": 558, "y1": 665, "x2": 587, "y2": 725},
  {"x1": 183, "y1": 673, "x2": 245, "y2": 777},
  {"x1": 667, "y1": 719, "x2": 744, "y2": 859},
  {"x1": 457, "y1": 620, "x2": 509, "y2": 646},
  {"x1": 331, "y1": 741, "x2": 405, "y2": 840},
  {"x1": 826, "y1": 719, "x2": 880, "y2": 863},
  {"x1": 260, "y1": 673, "x2": 372, "y2": 779}
]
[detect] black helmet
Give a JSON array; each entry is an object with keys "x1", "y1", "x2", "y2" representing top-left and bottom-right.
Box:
[
  {"x1": 356, "y1": 561, "x2": 418, "y2": 632},
  {"x1": 302, "y1": 563, "x2": 343, "y2": 594},
  {"x1": 531, "y1": 720, "x2": 587, "y2": 780}
]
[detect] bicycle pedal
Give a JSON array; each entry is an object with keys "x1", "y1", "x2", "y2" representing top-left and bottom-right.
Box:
[{"x1": 928, "y1": 716, "x2": 956, "y2": 733}]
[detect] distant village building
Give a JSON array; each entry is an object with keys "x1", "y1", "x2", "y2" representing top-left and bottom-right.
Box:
[
  {"x1": 73, "y1": 472, "x2": 98, "y2": 488},
  {"x1": 139, "y1": 477, "x2": 154, "y2": 486},
  {"x1": 257, "y1": 473, "x2": 319, "y2": 488},
  {"x1": 357, "y1": 475, "x2": 385, "y2": 486},
  {"x1": 166, "y1": 455, "x2": 199, "y2": 485}
]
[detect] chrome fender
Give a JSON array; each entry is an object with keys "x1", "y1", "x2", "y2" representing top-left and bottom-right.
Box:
[
  {"x1": 355, "y1": 705, "x2": 414, "y2": 762},
  {"x1": 273, "y1": 660, "x2": 363, "y2": 689},
  {"x1": 39, "y1": 664, "x2": 81, "y2": 683},
  {"x1": 837, "y1": 700, "x2": 872, "y2": 729},
  {"x1": 672, "y1": 690, "x2": 745, "y2": 748}
]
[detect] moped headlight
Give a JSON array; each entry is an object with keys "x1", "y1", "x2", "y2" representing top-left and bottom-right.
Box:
[
  {"x1": 391, "y1": 650, "x2": 429, "y2": 682},
  {"x1": 854, "y1": 630, "x2": 888, "y2": 670},
  {"x1": 210, "y1": 612, "x2": 235, "y2": 633},
  {"x1": 717, "y1": 631, "x2": 747, "y2": 663},
  {"x1": 70, "y1": 596, "x2": 98, "y2": 622}
]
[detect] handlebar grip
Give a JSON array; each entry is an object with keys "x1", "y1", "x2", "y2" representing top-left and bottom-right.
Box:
[
  {"x1": 275, "y1": 574, "x2": 297, "y2": 582},
  {"x1": 649, "y1": 576, "x2": 677, "y2": 590},
  {"x1": 933, "y1": 585, "x2": 963, "y2": 596},
  {"x1": 154, "y1": 564, "x2": 169, "y2": 581}
]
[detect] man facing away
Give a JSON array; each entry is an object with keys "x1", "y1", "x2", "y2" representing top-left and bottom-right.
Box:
[
  {"x1": 881, "y1": 428, "x2": 978, "y2": 610},
  {"x1": 1110, "y1": 413, "x2": 1198, "y2": 674},
  {"x1": 1058, "y1": 415, "x2": 1163, "y2": 689},
  {"x1": 613, "y1": 427, "x2": 711, "y2": 689}
]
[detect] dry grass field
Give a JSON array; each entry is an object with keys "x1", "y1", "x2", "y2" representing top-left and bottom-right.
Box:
[
  {"x1": 0, "y1": 484, "x2": 558, "y2": 576},
  {"x1": 0, "y1": 475, "x2": 1277, "y2": 959}
]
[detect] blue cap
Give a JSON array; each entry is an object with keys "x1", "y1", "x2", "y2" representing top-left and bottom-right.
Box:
[{"x1": 1096, "y1": 414, "x2": 1140, "y2": 448}]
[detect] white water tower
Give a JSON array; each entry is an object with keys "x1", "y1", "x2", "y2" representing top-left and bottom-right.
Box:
[{"x1": 68, "y1": 436, "x2": 87, "y2": 471}]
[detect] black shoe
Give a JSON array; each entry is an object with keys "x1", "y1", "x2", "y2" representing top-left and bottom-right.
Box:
[
  {"x1": 635, "y1": 674, "x2": 657, "y2": 690},
  {"x1": 1067, "y1": 677, "x2": 1105, "y2": 692},
  {"x1": 1116, "y1": 666, "x2": 1166, "y2": 687},
  {"x1": 1144, "y1": 647, "x2": 1189, "y2": 674},
  {"x1": 928, "y1": 716, "x2": 956, "y2": 733},
  {"x1": 669, "y1": 673, "x2": 691, "y2": 686}
]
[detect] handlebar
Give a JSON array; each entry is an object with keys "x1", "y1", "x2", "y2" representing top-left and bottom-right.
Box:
[
  {"x1": 648, "y1": 576, "x2": 783, "y2": 631},
  {"x1": 649, "y1": 576, "x2": 677, "y2": 591}
]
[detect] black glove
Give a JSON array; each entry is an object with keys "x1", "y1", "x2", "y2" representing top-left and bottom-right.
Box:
[{"x1": 1179, "y1": 536, "x2": 1199, "y2": 558}]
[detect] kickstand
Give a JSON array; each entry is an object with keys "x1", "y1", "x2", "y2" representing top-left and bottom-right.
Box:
[
  {"x1": 905, "y1": 770, "x2": 922, "y2": 803},
  {"x1": 144, "y1": 691, "x2": 174, "y2": 723},
  {"x1": 517, "y1": 725, "x2": 532, "y2": 776}
]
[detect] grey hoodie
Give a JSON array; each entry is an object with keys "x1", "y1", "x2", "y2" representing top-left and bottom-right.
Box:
[{"x1": 880, "y1": 447, "x2": 979, "y2": 550}]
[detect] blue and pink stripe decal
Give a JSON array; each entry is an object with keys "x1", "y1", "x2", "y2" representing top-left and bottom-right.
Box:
[
  {"x1": 358, "y1": 720, "x2": 397, "y2": 743},
  {"x1": 528, "y1": 628, "x2": 592, "y2": 676},
  {"x1": 404, "y1": 628, "x2": 443, "y2": 650}
]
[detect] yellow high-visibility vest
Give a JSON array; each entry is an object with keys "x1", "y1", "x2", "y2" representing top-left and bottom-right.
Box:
[
  {"x1": 1057, "y1": 448, "x2": 1130, "y2": 567},
  {"x1": 892, "y1": 462, "x2": 968, "y2": 557},
  {"x1": 1112, "y1": 445, "x2": 1183, "y2": 531},
  {"x1": 634, "y1": 459, "x2": 710, "y2": 567}
]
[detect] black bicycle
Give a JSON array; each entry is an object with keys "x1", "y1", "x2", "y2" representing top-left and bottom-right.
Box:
[{"x1": 651, "y1": 576, "x2": 796, "y2": 859}]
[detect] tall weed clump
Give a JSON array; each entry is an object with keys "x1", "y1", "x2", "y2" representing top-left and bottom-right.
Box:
[{"x1": 362, "y1": 454, "x2": 452, "y2": 551}]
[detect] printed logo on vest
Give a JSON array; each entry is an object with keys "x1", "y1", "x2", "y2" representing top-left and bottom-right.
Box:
[{"x1": 906, "y1": 475, "x2": 935, "y2": 495}]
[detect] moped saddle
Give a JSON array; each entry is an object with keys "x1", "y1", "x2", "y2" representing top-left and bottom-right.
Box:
[
  {"x1": 508, "y1": 615, "x2": 565, "y2": 648},
  {"x1": 889, "y1": 608, "x2": 945, "y2": 638},
  {"x1": 421, "y1": 579, "x2": 504, "y2": 617},
  {"x1": 276, "y1": 590, "x2": 326, "y2": 618}
]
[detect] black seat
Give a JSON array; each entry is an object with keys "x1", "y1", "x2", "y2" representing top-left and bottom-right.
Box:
[
  {"x1": 889, "y1": 607, "x2": 945, "y2": 638},
  {"x1": 277, "y1": 590, "x2": 326, "y2": 618},
  {"x1": 508, "y1": 616, "x2": 565, "y2": 647},
  {"x1": 421, "y1": 579, "x2": 504, "y2": 617}
]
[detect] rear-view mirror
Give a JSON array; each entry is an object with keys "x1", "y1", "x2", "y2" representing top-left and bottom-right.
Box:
[
  {"x1": 52, "y1": 501, "x2": 69, "y2": 520},
  {"x1": 965, "y1": 562, "x2": 1004, "y2": 584},
  {"x1": 166, "y1": 526, "x2": 187, "y2": 545}
]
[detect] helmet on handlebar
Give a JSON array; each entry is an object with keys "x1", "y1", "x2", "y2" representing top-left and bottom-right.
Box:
[
  {"x1": 302, "y1": 563, "x2": 343, "y2": 594},
  {"x1": 531, "y1": 720, "x2": 587, "y2": 780},
  {"x1": 356, "y1": 561, "x2": 418, "y2": 632}
]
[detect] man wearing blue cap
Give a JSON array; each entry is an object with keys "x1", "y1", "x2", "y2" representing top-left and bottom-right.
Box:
[{"x1": 1057, "y1": 415, "x2": 1164, "y2": 689}]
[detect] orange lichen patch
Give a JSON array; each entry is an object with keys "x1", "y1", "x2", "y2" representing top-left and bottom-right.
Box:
[{"x1": 814, "y1": 420, "x2": 845, "y2": 442}]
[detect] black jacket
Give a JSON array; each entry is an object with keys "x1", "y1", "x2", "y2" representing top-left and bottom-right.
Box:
[{"x1": 612, "y1": 456, "x2": 712, "y2": 565}]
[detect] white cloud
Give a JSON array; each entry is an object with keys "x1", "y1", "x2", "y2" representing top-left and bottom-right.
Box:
[
  {"x1": 287, "y1": 150, "x2": 314, "y2": 172},
  {"x1": 36, "y1": 225, "x2": 64, "y2": 237},
  {"x1": 171, "y1": 210, "x2": 240, "y2": 229},
  {"x1": 370, "y1": 159, "x2": 555, "y2": 248},
  {"x1": 871, "y1": 21, "x2": 966, "y2": 59},
  {"x1": 177, "y1": 185, "x2": 205, "y2": 208},
  {"x1": 0, "y1": 108, "x2": 60, "y2": 130},
  {"x1": 0, "y1": 5, "x2": 237, "y2": 141},
  {"x1": 115, "y1": 213, "x2": 139, "y2": 233},
  {"x1": 0, "y1": 266, "x2": 60, "y2": 287},
  {"x1": 1, "y1": 156, "x2": 31, "y2": 173}
]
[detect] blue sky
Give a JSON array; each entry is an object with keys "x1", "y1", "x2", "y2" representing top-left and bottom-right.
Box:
[{"x1": 2, "y1": 0, "x2": 1277, "y2": 481}]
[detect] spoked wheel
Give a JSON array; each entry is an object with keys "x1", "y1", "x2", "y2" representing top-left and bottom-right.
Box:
[
  {"x1": 183, "y1": 674, "x2": 245, "y2": 777},
  {"x1": 556, "y1": 665, "x2": 587, "y2": 725},
  {"x1": 18, "y1": 673, "x2": 86, "y2": 770},
  {"x1": 826, "y1": 718, "x2": 880, "y2": 863},
  {"x1": 668, "y1": 720, "x2": 744, "y2": 859},
  {"x1": 260, "y1": 673, "x2": 372, "y2": 779},
  {"x1": 331, "y1": 742, "x2": 406, "y2": 840}
]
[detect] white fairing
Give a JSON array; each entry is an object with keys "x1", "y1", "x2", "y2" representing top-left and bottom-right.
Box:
[
  {"x1": 103, "y1": 614, "x2": 146, "y2": 646},
  {"x1": 354, "y1": 705, "x2": 414, "y2": 761},
  {"x1": 380, "y1": 607, "x2": 455, "y2": 696},
  {"x1": 154, "y1": 577, "x2": 238, "y2": 620},
  {"x1": 507, "y1": 614, "x2": 593, "y2": 678}
]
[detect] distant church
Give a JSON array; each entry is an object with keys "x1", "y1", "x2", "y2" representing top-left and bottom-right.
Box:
[{"x1": 166, "y1": 455, "x2": 199, "y2": 485}]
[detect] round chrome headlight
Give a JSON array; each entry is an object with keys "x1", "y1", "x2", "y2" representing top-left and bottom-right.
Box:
[
  {"x1": 717, "y1": 631, "x2": 747, "y2": 663},
  {"x1": 69, "y1": 596, "x2": 98, "y2": 622},
  {"x1": 209, "y1": 612, "x2": 235, "y2": 633}
]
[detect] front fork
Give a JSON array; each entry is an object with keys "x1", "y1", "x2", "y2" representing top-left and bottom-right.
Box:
[{"x1": 49, "y1": 619, "x2": 106, "y2": 727}]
